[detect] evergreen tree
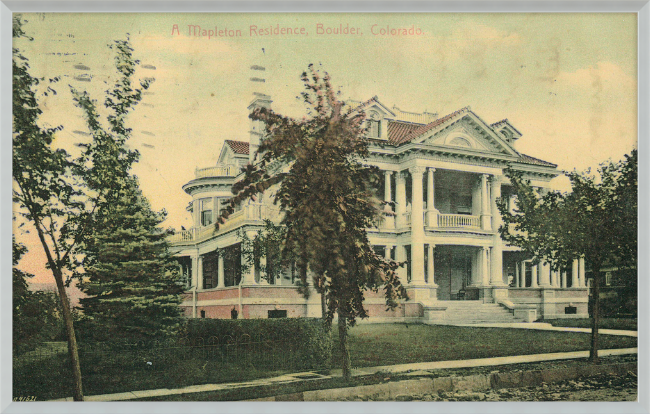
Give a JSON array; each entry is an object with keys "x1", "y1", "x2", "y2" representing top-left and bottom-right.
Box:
[
  {"x1": 77, "y1": 179, "x2": 184, "y2": 343},
  {"x1": 215, "y1": 65, "x2": 408, "y2": 380},
  {"x1": 72, "y1": 38, "x2": 183, "y2": 344}
]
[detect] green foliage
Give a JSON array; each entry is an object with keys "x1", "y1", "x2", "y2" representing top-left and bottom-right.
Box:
[
  {"x1": 13, "y1": 238, "x2": 64, "y2": 355},
  {"x1": 72, "y1": 38, "x2": 183, "y2": 344},
  {"x1": 240, "y1": 220, "x2": 291, "y2": 284},
  {"x1": 181, "y1": 318, "x2": 332, "y2": 370},
  {"x1": 498, "y1": 149, "x2": 637, "y2": 274},
  {"x1": 215, "y1": 65, "x2": 408, "y2": 326}
]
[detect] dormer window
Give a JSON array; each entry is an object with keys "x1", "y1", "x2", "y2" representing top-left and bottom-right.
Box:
[{"x1": 367, "y1": 110, "x2": 382, "y2": 138}]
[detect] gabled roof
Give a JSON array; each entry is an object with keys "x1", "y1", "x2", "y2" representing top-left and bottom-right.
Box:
[
  {"x1": 224, "y1": 140, "x2": 249, "y2": 155},
  {"x1": 491, "y1": 118, "x2": 523, "y2": 138},
  {"x1": 348, "y1": 96, "x2": 397, "y2": 117},
  {"x1": 391, "y1": 107, "x2": 472, "y2": 145},
  {"x1": 516, "y1": 153, "x2": 557, "y2": 168},
  {"x1": 387, "y1": 121, "x2": 424, "y2": 144}
]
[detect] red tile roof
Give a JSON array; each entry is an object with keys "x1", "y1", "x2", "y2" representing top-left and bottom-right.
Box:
[
  {"x1": 391, "y1": 107, "x2": 471, "y2": 145},
  {"x1": 517, "y1": 153, "x2": 557, "y2": 168},
  {"x1": 387, "y1": 121, "x2": 423, "y2": 144},
  {"x1": 225, "y1": 140, "x2": 249, "y2": 155}
]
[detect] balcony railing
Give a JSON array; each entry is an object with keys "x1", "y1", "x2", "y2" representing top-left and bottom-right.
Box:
[
  {"x1": 195, "y1": 164, "x2": 239, "y2": 179},
  {"x1": 169, "y1": 203, "x2": 282, "y2": 244},
  {"x1": 437, "y1": 213, "x2": 480, "y2": 228}
]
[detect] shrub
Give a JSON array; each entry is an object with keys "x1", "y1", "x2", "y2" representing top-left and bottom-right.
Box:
[{"x1": 179, "y1": 318, "x2": 331, "y2": 371}]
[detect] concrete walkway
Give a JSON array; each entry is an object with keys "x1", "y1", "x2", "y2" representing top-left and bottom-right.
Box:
[
  {"x1": 448, "y1": 322, "x2": 638, "y2": 337},
  {"x1": 51, "y1": 346, "x2": 638, "y2": 402}
]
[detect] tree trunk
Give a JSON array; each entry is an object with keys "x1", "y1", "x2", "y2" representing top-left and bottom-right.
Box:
[
  {"x1": 321, "y1": 291, "x2": 327, "y2": 320},
  {"x1": 589, "y1": 264, "x2": 601, "y2": 363},
  {"x1": 337, "y1": 309, "x2": 352, "y2": 381},
  {"x1": 52, "y1": 267, "x2": 85, "y2": 400},
  {"x1": 33, "y1": 222, "x2": 84, "y2": 401}
]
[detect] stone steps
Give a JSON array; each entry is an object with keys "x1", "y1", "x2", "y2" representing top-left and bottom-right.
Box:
[{"x1": 437, "y1": 301, "x2": 525, "y2": 324}]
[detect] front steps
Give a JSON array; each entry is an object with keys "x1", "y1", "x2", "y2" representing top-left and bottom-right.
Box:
[{"x1": 428, "y1": 300, "x2": 526, "y2": 325}]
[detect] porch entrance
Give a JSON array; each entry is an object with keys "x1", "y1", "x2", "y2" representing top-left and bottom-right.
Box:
[{"x1": 435, "y1": 246, "x2": 473, "y2": 300}]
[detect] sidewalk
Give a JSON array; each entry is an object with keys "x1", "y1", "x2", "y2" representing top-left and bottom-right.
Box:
[
  {"x1": 448, "y1": 322, "x2": 638, "y2": 337},
  {"x1": 51, "y1": 345, "x2": 638, "y2": 402}
]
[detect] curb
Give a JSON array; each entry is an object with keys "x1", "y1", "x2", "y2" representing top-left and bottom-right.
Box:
[{"x1": 248, "y1": 361, "x2": 637, "y2": 401}]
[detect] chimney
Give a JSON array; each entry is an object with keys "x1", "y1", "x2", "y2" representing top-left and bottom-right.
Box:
[{"x1": 247, "y1": 93, "x2": 272, "y2": 164}]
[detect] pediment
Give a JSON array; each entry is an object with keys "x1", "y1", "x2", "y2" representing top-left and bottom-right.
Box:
[{"x1": 414, "y1": 112, "x2": 518, "y2": 156}]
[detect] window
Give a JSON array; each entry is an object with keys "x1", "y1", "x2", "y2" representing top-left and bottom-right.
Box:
[
  {"x1": 268, "y1": 310, "x2": 287, "y2": 318},
  {"x1": 368, "y1": 120, "x2": 381, "y2": 138},
  {"x1": 200, "y1": 310, "x2": 206, "y2": 318},
  {"x1": 199, "y1": 198, "x2": 213, "y2": 226},
  {"x1": 565, "y1": 306, "x2": 577, "y2": 315}
]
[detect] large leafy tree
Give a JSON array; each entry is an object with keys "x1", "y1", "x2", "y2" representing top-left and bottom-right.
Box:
[
  {"x1": 215, "y1": 65, "x2": 408, "y2": 380},
  {"x1": 72, "y1": 39, "x2": 184, "y2": 344},
  {"x1": 12, "y1": 15, "x2": 86, "y2": 400},
  {"x1": 498, "y1": 149, "x2": 637, "y2": 362}
]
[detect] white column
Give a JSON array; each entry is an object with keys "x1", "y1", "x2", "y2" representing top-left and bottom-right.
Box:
[
  {"x1": 531, "y1": 264, "x2": 538, "y2": 288},
  {"x1": 197, "y1": 255, "x2": 204, "y2": 290},
  {"x1": 481, "y1": 174, "x2": 492, "y2": 230},
  {"x1": 579, "y1": 257, "x2": 586, "y2": 287},
  {"x1": 490, "y1": 176, "x2": 504, "y2": 286},
  {"x1": 384, "y1": 171, "x2": 392, "y2": 210},
  {"x1": 571, "y1": 260, "x2": 579, "y2": 288},
  {"x1": 241, "y1": 232, "x2": 256, "y2": 285},
  {"x1": 384, "y1": 245, "x2": 392, "y2": 260},
  {"x1": 427, "y1": 244, "x2": 437, "y2": 287},
  {"x1": 395, "y1": 171, "x2": 407, "y2": 228},
  {"x1": 409, "y1": 166, "x2": 426, "y2": 284},
  {"x1": 396, "y1": 245, "x2": 407, "y2": 282},
  {"x1": 521, "y1": 262, "x2": 527, "y2": 287},
  {"x1": 217, "y1": 253, "x2": 225, "y2": 288},
  {"x1": 482, "y1": 247, "x2": 490, "y2": 286},
  {"x1": 515, "y1": 262, "x2": 520, "y2": 287},
  {"x1": 551, "y1": 270, "x2": 558, "y2": 287},
  {"x1": 426, "y1": 168, "x2": 438, "y2": 227},
  {"x1": 540, "y1": 262, "x2": 551, "y2": 287},
  {"x1": 191, "y1": 256, "x2": 199, "y2": 288},
  {"x1": 561, "y1": 271, "x2": 567, "y2": 288}
]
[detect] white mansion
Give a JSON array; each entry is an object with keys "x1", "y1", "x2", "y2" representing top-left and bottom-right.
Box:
[{"x1": 170, "y1": 95, "x2": 589, "y2": 323}]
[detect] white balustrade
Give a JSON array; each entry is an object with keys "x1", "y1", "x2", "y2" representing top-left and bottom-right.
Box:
[
  {"x1": 437, "y1": 214, "x2": 480, "y2": 228},
  {"x1": 195, "y1": 164, "x2": 239, "y2": 179}
]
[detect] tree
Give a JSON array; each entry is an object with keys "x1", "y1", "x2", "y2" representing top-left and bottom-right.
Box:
[
  {"x1": 13, "y1": 237, "x2": 63, "y2": 355},
  {"x1": 215, "y1": 65, "x2": 408, "y2": 380},
  {"x1": 76, "y1": 181, "x2": 184, "y2": 344},
  {"x1": 71, "y1": 38, "x2": 183, "y2": 344},
  {"x1": 498, "y1": 149, "x2": 637, "y2": 362},
  {"x1": 13, "y1": 15, "x2": 86, "y2": 400}
]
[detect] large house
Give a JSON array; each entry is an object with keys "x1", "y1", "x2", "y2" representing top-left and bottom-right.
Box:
[{"x1": 169, "y1": 95, "x2": 589, "y2": 323}]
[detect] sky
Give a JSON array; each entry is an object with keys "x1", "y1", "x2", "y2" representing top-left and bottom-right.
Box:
[{"x1": 13, "y1": 13, "x2": 638, "y2": 288}]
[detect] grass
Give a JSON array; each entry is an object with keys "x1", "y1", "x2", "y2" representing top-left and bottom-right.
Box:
[
  {"x1": 333, "y1": 323, "x2": 637, "y2": 369},
  {"x1": 13, "y1": 324, "x2": 637, "y2": 401},
  {"x1": 545, "y1": 318, "x2": 637, "y2": 331}
]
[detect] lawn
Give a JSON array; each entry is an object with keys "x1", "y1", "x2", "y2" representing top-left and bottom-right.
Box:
[
  {"x1": 14, "y1": 324, "x2": 637, "y2": 401},
  {"x1": 334, "y1": 323, "x2": 638, "y2": 369},
  {"x1": 545, "y1": 318, "x2": 637, "y2": 331}
]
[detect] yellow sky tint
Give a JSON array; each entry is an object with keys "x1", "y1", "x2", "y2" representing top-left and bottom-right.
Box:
[{"x1": 14, "y1": 12, "x2": 637, "y2": 285}]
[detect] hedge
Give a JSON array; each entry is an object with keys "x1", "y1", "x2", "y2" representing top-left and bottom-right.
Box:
[{"x1": 179, "y1": 317, "x2": 332, "y2": 370}]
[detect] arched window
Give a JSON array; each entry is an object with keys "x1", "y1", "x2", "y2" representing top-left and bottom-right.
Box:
[{"x1": 449, "y1": 136, "x2": 472, "y2": 148}]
